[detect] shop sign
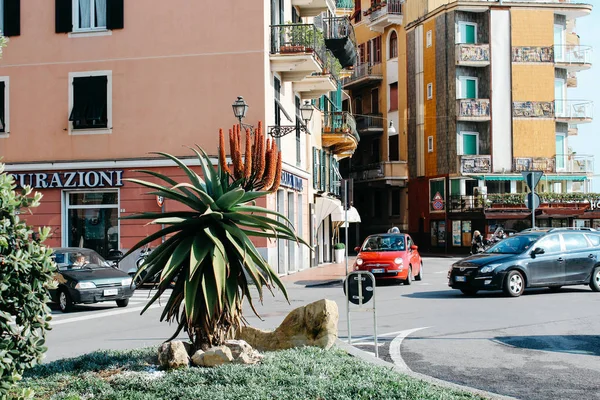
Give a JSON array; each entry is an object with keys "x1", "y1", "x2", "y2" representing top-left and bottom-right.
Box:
[
  {"x1": 11, "y1": 170, "x2": 124, "y2": 189},
  {"x1": 280, "y1": 171, "x2": 303, "y2": 192},
  {"x1": 589, "y1": 198, "x2": 600, "y2": 211}
]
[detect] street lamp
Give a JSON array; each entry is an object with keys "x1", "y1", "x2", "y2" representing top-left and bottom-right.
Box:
[
  {"x1": 388, "y1": 121, "x2": 397, "y2": 134},
  {"x1": 268, "y1": 100, "x2": 315, "y2": 138},
  {"x1": 231, "y1": 96, "x2": 255, "y2": 132}
]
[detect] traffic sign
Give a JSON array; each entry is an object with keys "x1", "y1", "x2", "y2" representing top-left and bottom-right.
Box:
[
  {"x1": 343, "y1": 272, "x2": 375, "y2": 305},
  {"x1": 525, "y1": 193, "x2": 541, "y2": 210},
  {"x1": 522, "y1": 171, "x2": 544, "y2": 191},
  {"x1": 156, "y1": 195, "x2": 164, "y2": 208}
]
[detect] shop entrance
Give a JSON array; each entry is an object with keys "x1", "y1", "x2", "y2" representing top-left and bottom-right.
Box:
[{"x1": 63, "y1": 190, "x2": 119, "y2": 258}]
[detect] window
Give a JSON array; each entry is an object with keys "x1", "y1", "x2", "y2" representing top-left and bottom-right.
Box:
[
  {"x1": 1, "y1": 0, "x2": 20, "y2": 36},
  {"x1": 586, "y1": 234, "x2": 600, "y2": 247},
  {"x1": 457, "y1": 76, "x2": 478, "y2": 99},
  {"x1": 69, "y1": 71, "x2": 112, "y2": 134},
  {"x1": 535, "y1": 235, "x2": 562, "y2": 254},
  {"x1": 562, "y1": 233, "x2": 590, "y2": 251},
  {"x1": 0, "y1": 77, "x2": 8, "y2": 135},
  {"x1": 389, "y1": 135, "x2": 399, "y2": 161},
  {"x1": 391, "y1": 190, "x2": 401, "y2": 216},
  {"x1": 371, "y1": 88, "x2": 379, "y2": 114},
  {"x1": 274, "y1": 77, "x2": 281, "y2": 148},
  {"x1": 426, "y1": 30, "x2": 432, "y2": 48},
  {"x1": 358, "y1": 43, "x2": 366, "y2": 64},
  {"x1": 371, "y1": 36, "x2": 382, "y2": 63},
  {"x1": 389, "y1": 82, "x2": 398, "y2": 111},
  {"x1": 428, "y1": 136, "x2": 433, "y2": 152},
  {"x1": 457, "y1": 22, "x2": 477, "y2": 44},
  {"x1": 295, "y1": 95, "x2": 301, "y2": 166},
  {"x1": 56, "y1": 0, "x2": 124, "y2": 34},
  {"x1": 353, "y1": 0, "x2": 361, "y2": 23},
  {"x1": 427, "y1": 83, "x2": 433, "y2": 99},
  {"x1": 354, "y1": 97, "x2": 363, "y2": 114},
  {"x1": 458, "y1": 132, "x2": 479, "y2": 155},
  {"x1": 313, "y1": 147, "x2": 320, "y2": 189},
  {"x1": 389, "y1": 30, "x2": 398, "y2": 59}
]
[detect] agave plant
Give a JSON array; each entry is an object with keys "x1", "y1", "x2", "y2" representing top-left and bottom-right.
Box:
[{"x1": 122, "y1": 123, "x2": 308, "y2": 350}]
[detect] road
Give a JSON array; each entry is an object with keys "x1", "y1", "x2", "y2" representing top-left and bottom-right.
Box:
[{"x1": 44, "y1": 256, "x2": 600, "y2": 400}]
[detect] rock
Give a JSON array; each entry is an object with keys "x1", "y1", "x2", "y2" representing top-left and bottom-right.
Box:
[
  {"x1": 157, "y1": 341, "x2": 189, "y2": 369},
  {"x1": 182, "y1": 341, "x2": 194, "y2": 356},
  {"x1": 195, "y1": 346, "x2": 234, "y2": 367},
  {"x1": 190, "y1": 349, "x2": 205, "y2": 366},
  {"x1": 237, "y1": 299, "x2": 338, "y2": 351},
  {"x1": 224, "y1": 339, "x2": 253, "y2": 359}
]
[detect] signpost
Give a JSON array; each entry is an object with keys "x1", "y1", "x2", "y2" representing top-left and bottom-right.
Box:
[
  {"x1": 341, "y1": 179, "x2": 354, "y2": 276},
  {"x1": 343, "y1": 271, "x2": 378, "y2": 357},
  {"x1": 157, "y1": 195, "x2": 165, "y2": 243},
  {"x1": 522, "y1": 171, "x2": 544, "y2": 229}
]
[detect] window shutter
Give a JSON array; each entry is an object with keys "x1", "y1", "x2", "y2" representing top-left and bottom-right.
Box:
[
  {"x1": 313, "y1": 147, "x2": 318, "y2": 189},
  {"x1": 329, "y1": 154, "x2": 334, "y2": 193},
  {"x1": 106, "y1": 0, "x2": 124, "y2": 30},
  {"x1": 55, "y1": 0, "x2": 72, "y2": 33},
  {"x1": 0, "y1": 82, "x2": 5, "y2": 132},
  {"x1": 3, "y1": 0, "x2": 20, "y2": 37},
  {"x1": 320, "y1": 150, "x2": 326, "y2": 192}
]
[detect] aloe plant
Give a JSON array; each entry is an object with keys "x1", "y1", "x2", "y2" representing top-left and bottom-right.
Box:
[{"x1": 122, "y1": 123, "x2": 308, "y2": 349}]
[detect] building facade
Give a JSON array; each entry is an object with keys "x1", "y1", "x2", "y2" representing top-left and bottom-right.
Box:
[{"x1": 0, "y1": 0, "x2": 358, "y2": 272}]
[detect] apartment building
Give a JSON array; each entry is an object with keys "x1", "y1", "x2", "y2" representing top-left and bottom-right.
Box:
[
  {"x1": 0, "y1": 0, "x2": 358, "y2": 272},
  {"x1": 339, "y1": 0, "x2": 409, "y2": 248},
  {"x1": 404, "y1": 0, "x2": 594, "y2": 250}
]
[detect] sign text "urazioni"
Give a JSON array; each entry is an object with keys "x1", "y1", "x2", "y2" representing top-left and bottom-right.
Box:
[{"x1": 11, "y1": 170, "x2": 124, "y2": 189}]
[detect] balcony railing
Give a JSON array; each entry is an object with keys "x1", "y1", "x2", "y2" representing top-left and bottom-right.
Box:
[
  {"x1": 323, "y1": 16, "x2": 356, "y2": 42},
  {"x1": 367, "y1": 0, "x2": 403, "y2": 21},
  {"x1": 322, "y1": 16, "x2": 357, "y2": 68},
  {"x1": 457, "y1": 99, "x2": 490, "y2": 120},
  {"x1": 336, "y1": 0, "x2": 354, "y2": 9},
  {"x1": 270, "y1": 24, "x2": 326, "y2": 64},
  {"x1": 456, "y1": 44, "x2": 490, "y2": 66},
  {"x1": 513, "y1": 155, "x2": 594, "y2": 174},
  {"x1": 448, "y1": 195, "x2": 486, "y2": 213},
  {"x1": 555, "y1": 100, "x2": 593, "y2": 121},
  {"x1": 555, "y1": 45, "x2": 592, "y2": 66},
  {"x1": 342, "y1": 62, "x2": 383, "y2": 87},
  {"x1": 356, "y1": 113, "x2": 384, "y2": 132},
  {"x1": 567, "y1": 71, "x2": 578, "y2": 87},
  {"x1": 322, "y1": 111, "x2": 359, "y2": 141},
  {"x1": 349, "y1": 162, "x2": 384, "y2": 181},
  {"x1": 459, "y1": 155, "x2": 491, "y2": 174},
  {"x1": 513, "y1": 157, "x2": 556, "y2": 173}
]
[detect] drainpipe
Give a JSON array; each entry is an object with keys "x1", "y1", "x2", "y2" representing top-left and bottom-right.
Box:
[{"x1": 445, "y1": 12, "x2": 450, "y2": 254}]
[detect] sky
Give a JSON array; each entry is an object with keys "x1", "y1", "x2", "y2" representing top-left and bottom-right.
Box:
[{"x1": 565, "y1": 5, "x2": 599, "y2": 191}]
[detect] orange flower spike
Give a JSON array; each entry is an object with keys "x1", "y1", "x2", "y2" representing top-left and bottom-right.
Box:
[
  {"x1": 234, "y1": 129, "x2": 244, "y2": 180},
  {"x1": 255, "y1": 134, "x2": 266, "y2": 182},
  {"x1": 270, "y1": 151, "x2": 283, "y2": 192},
  {"x1": 244, "y1": 128, "x2": 252, "y2": 179},
  {"x1": 262, "y1": 147, "x2": 278, "y2": 191},
  {"x1": 219, "y1": 129, "x2": 230, "y2": 175}
]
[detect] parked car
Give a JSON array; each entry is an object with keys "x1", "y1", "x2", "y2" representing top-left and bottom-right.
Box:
[
  {"x1": 50, "y1": 247, "x2": 135, "y2": 312},
  {"x1": 448, "y1": 228, "x2": 600, "y2": 297},
  {"x1": 353, "y1": 233, "x2": 423, "y2": 284}
]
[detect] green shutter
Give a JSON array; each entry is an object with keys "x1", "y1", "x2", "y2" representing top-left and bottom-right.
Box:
[
  {"x1": 320, "y1": 150, "x2": 326, "y2": 192},
  {"x1": 464, "y1": 24, "x2": 476, "y2": 44},
  {"x1": 329, "y1": 153, "x2": 334, "y2": 193},
  {"x1": 313, "y1": 147, "x2": 319, "y2": 189},
  {"x1": 465, "y1": 79, "x2": 476, "y2": 99},
  {"x1": 463, "y1": 134, "x2": 477, "y2": 155}
]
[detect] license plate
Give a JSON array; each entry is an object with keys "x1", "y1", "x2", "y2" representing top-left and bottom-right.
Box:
[
  {"x1": 455, "y1": 276, "x2": 467, "y2": 282},
  {"x1": 371, "y1": 268, "x2": 385, "y2": 274},
  {"x1": 103, "y1": 289, "x2": 118, "y2": 296}
]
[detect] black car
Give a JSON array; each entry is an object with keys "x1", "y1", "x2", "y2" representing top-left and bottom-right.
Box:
[
  {"x1": 449, "y1": 228, "x2": 600, "y2": 297},
  {"x1": 50, "y1": 248, "x2": 135, "y2": 312}
]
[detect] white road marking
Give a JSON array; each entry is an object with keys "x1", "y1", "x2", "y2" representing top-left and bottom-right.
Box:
[
  {"x1": 50, "y1": 304, "x2": 162, "y2": 326},
  {"x1": 349, "y1": 330, "x2": 408, "y2": 344},
  {"x1": 389, "y1": 327, "x2": 431, "y2": 371},
  {"x1": 352, "y1": 341, "x2": 386, "y2": 346}
]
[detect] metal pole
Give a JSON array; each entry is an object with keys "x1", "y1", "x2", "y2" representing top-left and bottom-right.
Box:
[
  {"x1": 345, "y1": 179, "x2": 349, "y2": 276},
  {"x1": 346, "y1": 274, "x2": 351, "y2": 344},
  {"x1": 372, "y1": 274, "x2": 378, "y2": 358},
  {"x1": 532, "y1": 184, "x2": 536, "y2": 229},
  {"x1": 161, "y1": 202, "x2": 165, "y2": 243}
]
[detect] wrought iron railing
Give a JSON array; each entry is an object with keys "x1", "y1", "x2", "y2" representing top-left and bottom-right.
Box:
[
  {"x1": 322, "y1": 111, "x2": 359, "y2": 142},
  {"x1": 457, "y1": 99, "x2": 491, "y2": 119},
  {"x1": 349, "y1": 162, "x2": 384, "y2": 181},
  {"x1": 456, "y1": 44, "x2": 490, "y2": 64},
  {"x1": 322, "y1": 16, "x2": 356, "y2": 44},
  {"x1": 356, "y1": 113, "x2": 384, "y2": 131},
  {"x1": 554, "y1": 100, "x2": 593, "y2": 120},
  {"x1": 554, "y1": 45, "x2": 592, "y2": 65},
  {"x1": 342, "y1": 62, "x2": 383, "y2": 85},
  {"x1": 270, "y1": 24, "x2": 326, "y2": 65},
  {"x1": 367, "y1": 0, "x2": 403, "y2": 21},
  {"x1": 448, "y1": 195, "x2": 487, "y2": 213}
]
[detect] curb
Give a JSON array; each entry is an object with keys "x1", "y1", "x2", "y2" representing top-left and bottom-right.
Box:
[
  {"x1": 335, "y1": 339, "x2": 518, "y2": 400},
  {"x1": 304, "y1": 279, "x2": 343, "y2": 288}
]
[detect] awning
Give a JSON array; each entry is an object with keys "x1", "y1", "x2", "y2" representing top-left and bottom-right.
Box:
[
  {"x1": 472, "y1": 175, "x2": 588, "y2": 182},
  {"x1": 485, "y1": 211, "x2": 530, "y2": 220},
  {"x1": 330, "y1": 206, "x2": 361, "y2": 223},
  {"x1": 314, "y1": 196, "x2": 341, "y2": 226},
  {"x1": 274, "y1": 98, "x2": 293, "y2": 123}
]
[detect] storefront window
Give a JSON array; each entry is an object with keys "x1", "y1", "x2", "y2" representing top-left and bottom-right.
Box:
[
  {"x1": 65, "y1": 190, "x2": 119, "y2": 258},
  {"x1": 593, "y1": 220, "x2": 600, "y2": 230}
]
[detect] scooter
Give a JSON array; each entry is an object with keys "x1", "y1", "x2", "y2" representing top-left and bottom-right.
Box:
[{"x1": 127, "y1": 246, "x2": 159, "y2": 285}]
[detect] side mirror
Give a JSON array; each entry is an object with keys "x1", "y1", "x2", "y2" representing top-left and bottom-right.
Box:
[
  {"x1": 532, "y1": 247, "x2": 545, "y2": 257},
  {"x1": 411, "y1": 245, "x2": 418, "y2": 251},
  {"x1": 354, "y1": 247, "x2": 361, "y2": 252}
]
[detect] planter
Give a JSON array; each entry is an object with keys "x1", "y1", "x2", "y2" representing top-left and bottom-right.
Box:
[{"x1": 334, "y1": 249, "x2": 345, "y2": 263}]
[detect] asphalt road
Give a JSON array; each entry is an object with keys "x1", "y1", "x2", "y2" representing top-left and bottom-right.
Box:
[{"x1": 43, "y1": 257, "x2": 600, "y2": 400}]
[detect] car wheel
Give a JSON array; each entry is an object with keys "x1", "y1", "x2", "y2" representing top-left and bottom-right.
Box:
[
  {"x1": 460, "y1": 288, "x2": 478, "y2": 296},
  {"x1": 503, "y1": 270, "x2": 525, "y2": 297},
  {"x1": 415, "y1": 263, "x2": 423, "y2": 281},
  {"x1": 548, "y1": 286, "x2": 562, "y2": 292},
  {"x1": 59, "y1": 289, "x2": 74, "y2": 313},
  {"x1": 590, "y1": 267, "x2": 600, "y2": 292},
  {"x1": 404, "y1": 266, "x2": 413, "y2": 285},
  {"x1": 116, "y1": 299, "x2": 129, "y2": 308}
]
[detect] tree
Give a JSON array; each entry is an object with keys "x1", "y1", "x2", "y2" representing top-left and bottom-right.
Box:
[
  {"x1": 0, "y1": 164, "x2": 55, "y2": 396},
  {"x1": 123, "y1": 122, "x2": 309, "y2": 350}
]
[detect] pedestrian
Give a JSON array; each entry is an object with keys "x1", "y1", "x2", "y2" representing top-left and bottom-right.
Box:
[{"x1": 471, "y1": 230, "x2": 484, "y2": 254}]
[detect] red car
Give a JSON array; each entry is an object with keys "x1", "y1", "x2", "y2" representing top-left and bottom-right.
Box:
[{"x1": 353, "y1": 233, "x2": 423, "y2": 284}]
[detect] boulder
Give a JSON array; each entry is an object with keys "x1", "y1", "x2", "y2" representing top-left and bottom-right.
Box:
[
  {"x1": 195, "y1": 346, "x2": 234, "y2": 367},
  {"x1": 224, "y1": 339, "x2": 253, "y2": 359},
  {"x1": 237, "y1": 299, "x2": 338, "y2": 351},
  {"x1": 190, "y1": 349, "x2": 205, "y2": 366},
  {"x1": 157, "y1": 341, "x2": 189, "y2": 369},
  {"x1": 234, "y1": 351, "x2": 263, "y2": 365}
]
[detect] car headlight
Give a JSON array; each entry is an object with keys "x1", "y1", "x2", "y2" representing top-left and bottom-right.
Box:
[
  {"x1": 121, "y1": 278, "x2": 133, "y2": 286},
  {"x1": 356, "y1": 258, "x2": 363, "y2": 266},
  {"x1": 480, "y1": 264, "x2": 502, "y2": 274},
  {"x1": 394, "y1": 257, "x2": 403, "y2": 265},
  {"x1": 75, "y1": 282, "x2": 96, "y2": 289}
]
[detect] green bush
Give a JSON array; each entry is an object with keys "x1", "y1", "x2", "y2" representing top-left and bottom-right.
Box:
[
  {"x1": 333, "y1": 243, "x2": 345, "y2": 250},
  {"x1": 0, "y1": 163, "x2": 55, "y2": 395}
]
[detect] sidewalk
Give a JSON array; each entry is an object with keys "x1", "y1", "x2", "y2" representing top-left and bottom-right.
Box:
[{"x1": 280, "y1": 257, "x2": 356, "y2": 287}]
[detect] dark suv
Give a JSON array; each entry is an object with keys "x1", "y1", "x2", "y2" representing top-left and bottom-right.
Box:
[{"x1": 448, "y1": 228, "x2": 600, "y2": 297}]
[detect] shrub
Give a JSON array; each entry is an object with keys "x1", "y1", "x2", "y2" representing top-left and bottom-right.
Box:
[
  {"x1": 0, "y1": 164, "x2": 55, "y2": 395},
  {"x1": 333, "y1": 243, "x2": 345, "y2": 250}
]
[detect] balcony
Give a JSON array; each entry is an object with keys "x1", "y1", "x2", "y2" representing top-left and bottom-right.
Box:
[
  {"x1": 356, "y1": 113, "x2": 384, "y2": 135},
  {"x1": 554, "y1": 45, "x2": 592, "y2": 71},
  {"x1": 269, "y1": 24, "x2": 326, "y2": 82},
  {"x1": 456, "y1": 99, "x2": 491, "y2": 121},
  {"x1": 294, "y1": 50, "x2": 339, "y2": 98},
  {"x1": 459, "y1": 155, "x2": 491, "y2": 175},
  {"x1": 366, "y1": 0, "x2": 403, "y2": 33},
  {"x1": 323, "y1": 16, "x2": 358, "y2": 68},
  {"x1": 322, "y1": 111, "x2": 360, "y2": 156},
  {"x1": 513, "y1": 157, "x2": 555, "y2": 173},
  {"x1": 349, "y1": 161, "x2": 408, "y2": 185},
  {"x1": 567, "y1": 71, "x2": 577, "y2": 88},
  {"x1": 555, "y1": 100, "x2": 593, "y2": 124},
  {"x1": 336, "y1": 0, "x2": 354, "y2": 11},
  {"x1": 455, "y1": 44, "x2": 490, "y2": 67},
  {"x1": 555, "y1": 154, "x2": 594, "y2": 174},
  {"x1": 292, "y1": 0, "x2": 335, "y2": 17},
  {"x1": 342, "y1": 62, "x2": 383, "y2": 90}
]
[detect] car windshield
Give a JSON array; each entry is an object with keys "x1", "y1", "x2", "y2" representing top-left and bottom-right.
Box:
[
  {"x1": 485, "y1": 235, "x2": 538, "y2": 255},
  {"x1": 361, "y1": 235, "x2": 405, "y2": 252},
  {"x1": 53, "y1": 249, "x2": 111, "y2": 271}
]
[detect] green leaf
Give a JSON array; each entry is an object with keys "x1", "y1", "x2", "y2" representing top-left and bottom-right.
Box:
[
  {"x1": 215, "y1": 188, "x2": 245, "y2": 211},
  {"x1": 124, "y1": 178, "x2": 205, "y2": 212},
  {"x1": 201, "y1": 267, "x2": 218, "y2": 320},
  {"x1": 160, "y1": 237, "x2": 193, "y2": 282},
  {"x1": 190, "y1": 145, "x2": 221, "y2": 198},
  {"x1": 185, "y1": 265, "x2": 203, "y2": 323},
  {"x1": 121, "y1": 211, "x2": 199, "y2": 221},
  {"x1": 190, "y1": 234, "x2": 211, "y2": 278},
  {"x1": 211, "y1": 246, "x2": 227, "y2": 312},
  {"x1": 134, "y1": 169, "x2": 200, "y2": 199},
  {"x1": 203, "y1": 226, "x2": 226, "y2": 259},
  {"x1": 151, "y1": 151, "x2": 207, "y2": 191},
  {"x1": 239, "y1": 191, "x2": 270, "y2": 204},
  {"x1": 232, "y1": 205, "x2": 296, "y2": 227}
]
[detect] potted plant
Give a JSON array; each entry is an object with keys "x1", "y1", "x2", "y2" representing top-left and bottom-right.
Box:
[{"x1": 334, "y1": 242, "x2": 346, "y2": 263}]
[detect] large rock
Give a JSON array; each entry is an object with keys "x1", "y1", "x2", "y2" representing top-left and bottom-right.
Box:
[
  {"x1": 157, "y1": 341, "x2": 189, "y2": 369},
  {"x1": 237, "y1": 299, "x2": 338, "y2": 351},
  {"x1": 223, "y1": 339, "x2": 253, "y2": 359},
  {"x1": 190, "y1": 349, "x2": 205, "y2": 366},
  {"x1": 194, "y1": 346, "x2": 234, "y2": 367}
]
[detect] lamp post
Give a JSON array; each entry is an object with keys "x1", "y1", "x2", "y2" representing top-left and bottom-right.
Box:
[
  {"x1": 268, "y1": 100, "x2": 315, "y2": 138},
  {"x1": 231, "y1": 96, "x2": 256, "y2": 133}
]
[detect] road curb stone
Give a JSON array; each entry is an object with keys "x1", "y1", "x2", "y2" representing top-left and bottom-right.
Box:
[{"x1": 335, "y1": 339, "x2": 519, "y2": 400}]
